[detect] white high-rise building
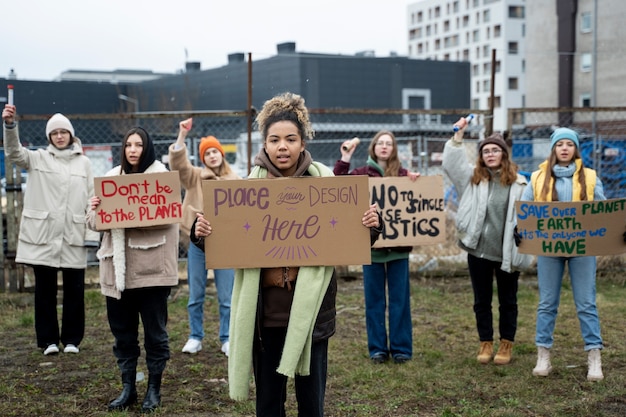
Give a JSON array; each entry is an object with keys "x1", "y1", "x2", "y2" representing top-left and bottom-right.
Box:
[{"x1": 407, "y1": 0, "x2": 526, "y2": 131}]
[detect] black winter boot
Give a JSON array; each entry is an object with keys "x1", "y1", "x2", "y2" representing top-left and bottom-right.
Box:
[
  {"x1": 108, "y1": 371, "x2": 137, "y2": 411},
  {"x1": 141, "y1": 373, "x2": 162, "y2": 413}
]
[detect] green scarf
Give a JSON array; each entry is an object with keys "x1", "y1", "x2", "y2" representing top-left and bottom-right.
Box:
[{"x1": 228, "y1": 158, "x2": 335, "y2": 401}]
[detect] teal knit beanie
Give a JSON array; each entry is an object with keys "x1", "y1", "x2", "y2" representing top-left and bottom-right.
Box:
[{"x1": 550, "y1": 127, "x2": 579, "y2": 149}]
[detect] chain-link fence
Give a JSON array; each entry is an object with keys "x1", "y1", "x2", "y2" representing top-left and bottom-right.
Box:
[{"x1": 2, "y1": 108, "x2": 625, "y2": 291}]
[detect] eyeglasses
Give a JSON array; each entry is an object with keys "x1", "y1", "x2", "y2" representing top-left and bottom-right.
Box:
[
  {"x1": 481, "y1": 148, "x2": 502, "y2": 156},
  {"x1": 376, "y1": 141, "x2": 394, "y2": 147},
  {"x1": 50, "y1": 129, "x2": 70, "y2": 136}
]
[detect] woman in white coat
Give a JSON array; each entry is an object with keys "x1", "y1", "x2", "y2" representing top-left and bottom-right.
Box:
[
  {"x1": 2, "y1": 104, "x2": 94, "y2": 356},
  {"x1": 442, "y1": 120, "x2": 532, "y2": 365}
]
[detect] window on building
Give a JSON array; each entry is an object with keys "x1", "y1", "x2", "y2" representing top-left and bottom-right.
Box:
[
  {"x1": 418, "y1": 43, "x2": 423, "y2": 54},
  {"x1": 418, "y1": 11, "x2": 423, "y2": 22},
  {"x1": 483, "y1": 79, "x2": 491, "y2": 92},
  {"x1": 522, "y1": 59, "x2": 525, "y2": 73},
  {"x1": 473, "y1": 0, "x2": 479, "y2": 8},
  {"x1": 435, "y1": 39, "x2": 441, "y2": 50},
  {"x1": 483, "y1": 9, "x2": 490, "y2": 23},
  {"x1": 486, "y1": 27, "x2": 491, "y2": 39},
  {"x1": 473, "y1": 29, "x2": 480, "y2": 42},
  {"x1": 435, "y1": 6, "x2": 441, "y2": 17},
  {"x1": 463, "y1": 15, "x2": 469, "y2": 27},
  {"x1": 426, "y1": 25, "x2": 431, "y2": 36},
  {"x1": 483, "y1": 45, "x2": 490, "y2": 57},
  {"x1": 581, "y1": 12, "x2": 592, "y2": 33},
  {"x1": 495, "y1": 60, "x2": 501, "y2": 72},
  {"x1": 476, "y1": 47, "x2": 480, "y2": 59},
  {"x1": 472, "y1": 98, "x2": 480, "y2": 109},
  {"x1": 494, "y1": 24, "x2": 501, "y2": 38},
  {"x1": 444, "y1": 20, "x2": 450, "y2": 32},
  {"x1": 476, "y1": 12, "x2": 480, "y2": 24},
  {"x1": 509, "y1": 6, "x2": 525, "y2": 18},
  {"x1": 473, "y1": 64, "x2": 480, "y2": 76},
  {"x1": 463, "y1": 49, "x2": 470, "y2": 61},
  {"x1": 508, "y1": 77, "x2": 519, "y2": 90},
  {"x1": 444, "y1": 53, "x2": 451, "y2": 60},
  {"x1": 476, "y1": 81, "x2": 480, "y2": 94},
  {"x1": 580, "y1": 93, "x2": 592, "y2": 107},
  {"x1": 453, "y1": 1, "x2": 459, "y2": 13},
  {"x1": 488, "y1": 96, "x2": 501, "y2": 108},
  {"x1": 508, "y1": 42, "x2": 519, "y2": 54},
  {"x1": 581, "y1": 53, "x2": 592, "y2": 72},
  {"x1": 483, "y1": 62, "x2": 491, "y2": 74}
]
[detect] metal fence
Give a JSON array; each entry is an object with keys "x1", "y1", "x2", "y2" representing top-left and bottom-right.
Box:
[{"x1": 2, "y1": 108, "x2": 626, "y2": 291}]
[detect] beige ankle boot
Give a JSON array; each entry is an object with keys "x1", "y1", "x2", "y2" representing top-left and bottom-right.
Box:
[
  {"x1": 494, "y1": 339, "x2": 514, "y2": 365},
  {"x1": 587, "y1": 349, "x2": 604, "y2": 381},
  {"x1": 477, "y1": 341, "x2": 493, "y2": 364},
  {"x1": 532, "y1": 346, "x2": 552, "y2": 377}
]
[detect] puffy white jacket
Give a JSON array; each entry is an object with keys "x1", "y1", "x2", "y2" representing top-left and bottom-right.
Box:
[
  {"x1": 442, "y1": 139, "x2": 533, "y2": 272},
  {"x1": 3, "y1": 123, "x2": 94, "y2": 269}
]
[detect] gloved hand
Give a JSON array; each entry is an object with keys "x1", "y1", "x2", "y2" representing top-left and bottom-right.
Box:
[{"x1": 514, "y1": 226, "x2": 522, "y2": 247}]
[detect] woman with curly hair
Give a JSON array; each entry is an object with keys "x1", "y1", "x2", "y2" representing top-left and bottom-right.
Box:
[
  {"x1": 442, "y1": 120, "x2": 532, "y2": 366},
  {"x1": 193, "y1": 92, "x2": 382, "y2": 416}
]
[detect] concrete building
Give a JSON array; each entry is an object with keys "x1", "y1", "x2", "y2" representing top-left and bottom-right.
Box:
[
  {"x1": 525, "y1": 0, "x2": 626, "y2": 110},
  {"x1": 406, "y1": 0, "x2": 527, "y2": 131}
]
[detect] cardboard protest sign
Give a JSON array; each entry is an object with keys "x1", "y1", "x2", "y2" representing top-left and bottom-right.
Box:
[
  {"x1": 515, "y1": 199, "x2": 626, "y2": 256},
  {"x1": 94, "y1": 171, "x2": 182, "y2": 230},
  {"x1": 370, "y1": 176, "x2": 446, "y2": 248},
  {"x1": 201, "y1": 176, "x2": 371, "y2": 268}
]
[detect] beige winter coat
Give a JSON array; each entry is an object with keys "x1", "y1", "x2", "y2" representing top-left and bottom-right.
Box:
[
  {"x1": 87, "y1": 161, "x2": 179, "y2": 299},
  {"x1": 3, "y1": 122, "x2": 94, "y2": 269},
  {"x1": 168, "y1": 142, "x2": 240, "y2": 237}
]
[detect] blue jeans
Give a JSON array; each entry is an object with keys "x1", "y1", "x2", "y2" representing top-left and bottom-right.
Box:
[
  {"x1": 187, "y1": 243, "x2": 234, "y2": 343},
  {"x1": 535, "y1": 256, "x2": 603, "y2": 351},
  {"x1": 362, "y1": 259, "x2": 412, "y2": 359}
]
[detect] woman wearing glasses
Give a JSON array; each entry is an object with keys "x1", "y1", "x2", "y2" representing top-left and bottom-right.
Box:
[
  {"x1": 442, "y1": 120, "x2": 532, "y2": 366},
  {"x1": 2, "y1": 105, "x2": 95, "y2": 356},
  {"x1": 334, "y1": 130, "x2": 420, "y2": 365}
]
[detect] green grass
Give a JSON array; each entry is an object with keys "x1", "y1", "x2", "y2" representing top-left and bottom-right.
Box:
[{"x1": 1, "y1": 267, "x2": 626, "y2": 416}]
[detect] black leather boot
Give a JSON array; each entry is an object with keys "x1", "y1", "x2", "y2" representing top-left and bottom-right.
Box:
[
  {"x1": 108, "y1": 371, "x2": 137, "y2": 411},
  {"x1": 141, "y1": 373, "x2": 162, "y2": 413}
]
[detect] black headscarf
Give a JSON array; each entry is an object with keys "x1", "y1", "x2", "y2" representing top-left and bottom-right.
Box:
[{"x1": 120, "y1": 127, "x2": 157, "y2": 174}]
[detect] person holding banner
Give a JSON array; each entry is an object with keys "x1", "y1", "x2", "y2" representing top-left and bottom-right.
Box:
[
  {"x1": 87, "y1": 127, "x2": 179, "y2": 412},
  {"x1": 2, "y1": 104, "x2": 95, "y2": 356},
  {"x1": 334, "y1": 130, "x2": 420, "y2": 365},
  {"x1": 191, "y1": 92, "x2": 381, "y2": 417},
  {"x1": 168, "y1": 120, "x2": 241, "y2": 357},
  {"x1": 442, "y1": 124, "x2": 532, "y2": 366},
  {"x1": 520, "y1": 127, "x2": 606, "y2": 381}
]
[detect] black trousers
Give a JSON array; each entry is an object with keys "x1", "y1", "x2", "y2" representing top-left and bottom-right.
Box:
[
  {"x1": 467, "y1": 254, "x2": 519, "y2": 342},
  {"x1": 33, "y1": 265, "x2": 85, "y2": 349},
  {"x1": 106, "y1": 286, "x2": 171, "y2": 375},
  {"x1": 253, "y1": 326, "x2": 328, "y2": 417}
]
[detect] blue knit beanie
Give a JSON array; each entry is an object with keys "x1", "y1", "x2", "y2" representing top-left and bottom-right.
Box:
[{"x1": 550, "y1": 127, "x2": 579, "y2": 149}]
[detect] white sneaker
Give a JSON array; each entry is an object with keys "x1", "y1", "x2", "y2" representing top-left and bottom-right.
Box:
[
  {"x1": 43, "y1": 344, "x2": 59, "y2": 356},
  {"x1": 221, "y1": 341, "x2": 230, "y2": 357},
  {"x1": 532, "y1": 346, "x2": 552, "y2": 377},
  {"x1": 587, "y1": 349, "x2": 604, "y2": 381},
  {"x1": 182, "y1": 338, "x2": 202, "y2": 354},
  {"x1": 64, "y1": 344, "x2": 79, "y2": 354}
]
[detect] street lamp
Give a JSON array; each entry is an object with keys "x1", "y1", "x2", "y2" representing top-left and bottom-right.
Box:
[{"x1": 118, "y1": 94, "x2": 140, "y2": 112}]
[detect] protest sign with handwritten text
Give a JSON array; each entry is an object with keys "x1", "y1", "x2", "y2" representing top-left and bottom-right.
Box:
[
  {"x1": 369, "y1": 176, "x2": 446, "y2": 248},
  {"x1": 515, "y1": 199, "x2": 626, "y2": 256},
  {"x1": 201, "y1": 176, "x2": 371, "y2": 268},
  {"x1": 94, "y1": 171, "x2": 182, "y2": 230}
]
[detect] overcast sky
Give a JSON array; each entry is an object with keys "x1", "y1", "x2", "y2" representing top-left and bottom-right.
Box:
[{"x1": 5, "y1": 0, "x2": 413, "y2": 81}]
